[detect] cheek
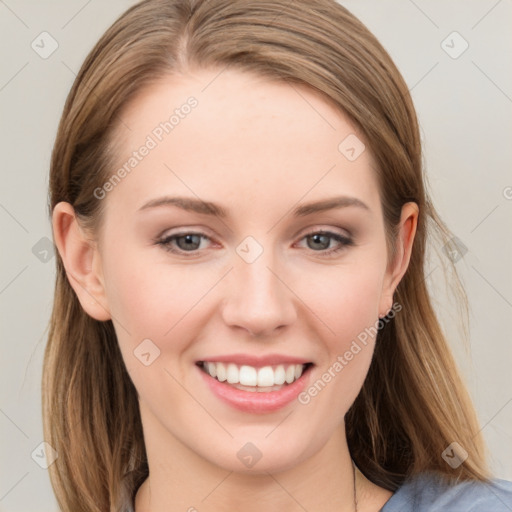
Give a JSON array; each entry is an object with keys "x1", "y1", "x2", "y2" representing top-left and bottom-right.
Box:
[
  {"x1": 293, "y1": 259, "x2": 385, "y2": 410},
  {"x1": 103, "y1": 234, "x2": 198, "y2": 329},
  {"x1": 103, "y1": 252, "x2": 216, "y2": 402},
  {"x1": 294, "y1": 260, "x2": 385, "y2": 342}
]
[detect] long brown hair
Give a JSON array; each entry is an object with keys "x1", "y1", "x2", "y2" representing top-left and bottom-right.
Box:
[{"x1": 44, "y1": 1, "x2": 490, "y2": 510}]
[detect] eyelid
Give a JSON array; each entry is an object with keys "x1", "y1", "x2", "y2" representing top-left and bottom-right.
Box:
[
  {"x1": 296, "y1": 223, "x2": 352, "y2": 239},
  {"x1": 155, "y1": 224, "x2": 216, "y2": 241}
]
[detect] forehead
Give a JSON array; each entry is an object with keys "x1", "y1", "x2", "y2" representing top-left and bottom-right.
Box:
[
  {"x1": 117, "y1": 67, "x2": 356, "y2": 146},
  {"x1": 106, "y1": 67, "x2": 380, "y2": 217}
]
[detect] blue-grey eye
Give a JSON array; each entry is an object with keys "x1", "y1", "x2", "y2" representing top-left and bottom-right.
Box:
[
  {"x1": 302, "y1": 231, "x2": 353, "y2": 254},
  {"x1": 170, "y1": 234, "x2": 202, "y2": 251},
  {"x1": 158, "y1": 232, "x2": 208, "y2": 253},
  {"x1": 307, "y1": 233, "x2": 332, "y2": 250}
]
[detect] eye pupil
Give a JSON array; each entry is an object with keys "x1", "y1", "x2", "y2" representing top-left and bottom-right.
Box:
[
  {"x1": 308, "y1": 233, "x2": 330, "y2": 250},
  {"x1": 177, "y1": 234, "x2": 201, "y2": 251}
]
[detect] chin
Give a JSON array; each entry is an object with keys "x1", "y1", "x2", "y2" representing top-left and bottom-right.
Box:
[{"x1": 193, "y1": 432, "x2": 319, "y2": 475}]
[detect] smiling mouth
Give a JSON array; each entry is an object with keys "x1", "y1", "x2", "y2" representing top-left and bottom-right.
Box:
[{"x1": 196, "y1": 361, "x2": 314, "y2": 392}]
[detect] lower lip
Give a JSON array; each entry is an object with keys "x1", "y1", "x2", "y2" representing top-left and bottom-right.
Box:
[{"x1": 197, "y1": 364, "x2": 313, "y2": 414}]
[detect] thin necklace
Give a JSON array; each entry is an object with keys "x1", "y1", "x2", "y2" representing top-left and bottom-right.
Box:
[
  {"x1": 352, "y1": 459, "x2": 358, "y2": 512},
  {"x1": 134, "y1": 461, "x2": 359, "y2": 511}
]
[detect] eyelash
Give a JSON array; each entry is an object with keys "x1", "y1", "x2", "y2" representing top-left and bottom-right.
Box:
[{"x1": 156, "y1": 229, "x2": 354, "y2": 257}]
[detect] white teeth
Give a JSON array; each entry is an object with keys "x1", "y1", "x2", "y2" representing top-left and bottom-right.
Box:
[
  {"x1": 285, "y1": 365, "x2": 296, "y2": 384},
  {"x1": 239, "y1": 365, "x2": 257, "y2": 386},
  {"x1": 274, "y1": 365, "x2": 286, "y2": 385},
  {"x1": 202, "y1": 361, "x2": 308, "y2": 387},
  {"x1": 206, "y1": 361, "x2": 217, "y2": 378},
  {"x1": 257, "y1": 366, "x2": 275, "y2": 387},
  {"x1": 216, "y1": 362, "x2": 227, "y2": 382},
  {"x1": 226, "y1": 363, "x2": 238, "y2": 384}
]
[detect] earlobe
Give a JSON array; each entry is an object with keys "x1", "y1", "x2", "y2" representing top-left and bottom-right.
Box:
[
  {"x1": 52, "y1": 202, "x2": 111, "y2": 321},
  {"x1": 379, "y1": 202, "x2": 419, "y2": 317}
]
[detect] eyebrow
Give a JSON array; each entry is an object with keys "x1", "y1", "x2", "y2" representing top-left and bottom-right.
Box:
[{"x1": 138, "y1": 195, "x2": 370, "y2": 217}]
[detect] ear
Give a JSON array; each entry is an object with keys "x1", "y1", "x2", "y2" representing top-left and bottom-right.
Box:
[
  {"x1": 52, "y1": 202, "x2": 111, "y2": 321},
  {"x1": 378, "y1": 202, "x2": 419, "y2": 318}
]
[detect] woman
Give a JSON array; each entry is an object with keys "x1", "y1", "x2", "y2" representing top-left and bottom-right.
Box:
[{"x1": 43, "y1": 0, "x2": 512, "y2": 511}]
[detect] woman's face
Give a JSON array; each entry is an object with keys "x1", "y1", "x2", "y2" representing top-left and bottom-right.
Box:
[{"x1": 76, "y1": 68, "x2": 415, "y2": 473}]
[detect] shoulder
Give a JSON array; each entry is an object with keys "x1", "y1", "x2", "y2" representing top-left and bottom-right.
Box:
[{"x1": 380, "y1": 471, "x2": 512, "y2": 511}]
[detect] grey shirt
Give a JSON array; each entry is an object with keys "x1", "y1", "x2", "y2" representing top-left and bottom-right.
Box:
[{"x1": 380, "y1": 471, "x2": 512, "y2": 511}]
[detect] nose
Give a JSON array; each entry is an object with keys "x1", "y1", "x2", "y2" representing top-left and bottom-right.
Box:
[{"x1": 221, "y1": 252, "x2": 297, "y2": 337}]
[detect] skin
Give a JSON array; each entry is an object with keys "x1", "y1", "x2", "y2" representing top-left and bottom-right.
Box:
[{"x1": 53, "y1": 67, "x2": 418, "y2": 512}]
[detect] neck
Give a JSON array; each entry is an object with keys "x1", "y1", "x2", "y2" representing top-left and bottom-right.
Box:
[{"x1": 134, "y1": 408, "x2": 359, "y2": 512}]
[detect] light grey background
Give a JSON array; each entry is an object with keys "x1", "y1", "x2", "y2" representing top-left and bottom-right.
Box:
[{"x1": 1, "y1": 1, "x2": 511, "y2": 511}]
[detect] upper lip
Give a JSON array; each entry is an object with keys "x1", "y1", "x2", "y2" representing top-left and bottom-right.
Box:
[{"x1": 197, "y1": 353, "x2": 313, "y2": 368}]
